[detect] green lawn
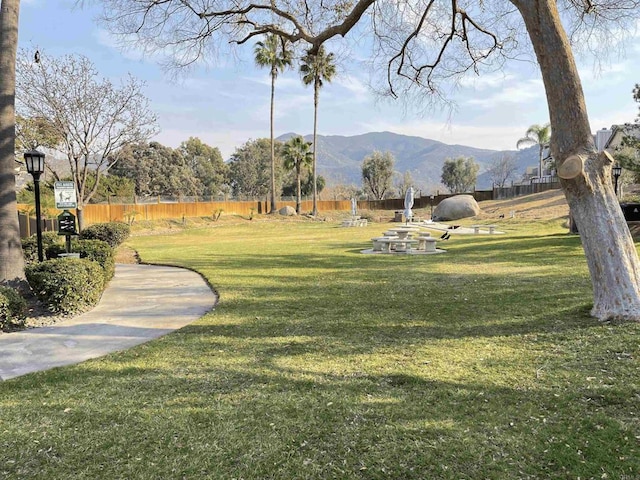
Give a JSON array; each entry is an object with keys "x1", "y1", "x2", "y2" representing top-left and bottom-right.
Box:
[{"x1": 1, "y1": 217, "x2": 639, "y2": 479}]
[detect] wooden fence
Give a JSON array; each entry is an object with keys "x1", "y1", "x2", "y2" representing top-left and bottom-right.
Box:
[
  {"x1": 17, "y1": 184, "x2": 562, "y2": 238},
  {"x1": 492, "y1": 179, "x2": 561, "y2": 200},
  {"x1": 17, "y1": 199, "x2": 353, "y2": 230},
  {"x1": 17, "y1": 213, "x2": 58, "y2": 239}
]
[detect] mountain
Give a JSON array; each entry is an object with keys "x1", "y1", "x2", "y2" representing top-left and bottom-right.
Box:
[{"x1": 277, "y1": 131, "x2": 539, "y2": 190}]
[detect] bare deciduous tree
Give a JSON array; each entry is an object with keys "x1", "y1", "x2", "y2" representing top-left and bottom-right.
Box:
[
  {"x1": 488, "y1": 154, "x2": 518, "y2": 189},
  {"x1": 91, "y1": 0, "x2": 640, "y2": 321},
  {"x1": 15, "y1": 49, "x2": 158, "y2": 229}
]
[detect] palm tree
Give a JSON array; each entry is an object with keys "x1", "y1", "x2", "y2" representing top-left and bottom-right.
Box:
[
  {"x1": 282, "y1": 136, "x2": 313, "y2": 214},
  {"x1": 254, "y1": 34, "x2": 293, "y2": 213},
  {"x1": 300, "y1": 46, "x2": 336, "y2": 216},
  {"x1": 0, "y1": 0, "x2": 27, "y2": 285},
  {"x1": 517, "y1": 124, "x2": 552, "y2": 181}
]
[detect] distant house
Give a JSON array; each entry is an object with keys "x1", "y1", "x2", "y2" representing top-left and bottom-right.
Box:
[{"x1": 599, "y1": 124, "x2": 640, "y2": 152}]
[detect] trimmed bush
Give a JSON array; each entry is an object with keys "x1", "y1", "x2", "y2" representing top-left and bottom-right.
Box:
[
  {"x1": 80, "y1": 222, "x2": 130, "y2": 248},
  {"x1": 0, "y1": 286, "x2": 27, "y2": 331},
  {"x1": 21, "y1": 231, "x2": 63, "y2": 264},
  {"x1": 47, "y1": 239, "x2": 115, "y2": 282},
  {"x1": 26, "y1": 258, "x2": 104, "y2": 315}
]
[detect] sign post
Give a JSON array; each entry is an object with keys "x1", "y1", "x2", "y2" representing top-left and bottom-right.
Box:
[
  {"x1": 57, "y1": 210, "x2": 78, "y2": 253},
  {"x1": 54, "y1": 182, "x2": 79, "y2": 253},
  {"x1": 54, "y1": 181, "x2": 77, "y2": 210}
]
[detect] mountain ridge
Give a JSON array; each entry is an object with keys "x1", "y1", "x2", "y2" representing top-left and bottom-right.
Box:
[{"x1": 276, "y1": 131, "x2": 538, "y2": 190}]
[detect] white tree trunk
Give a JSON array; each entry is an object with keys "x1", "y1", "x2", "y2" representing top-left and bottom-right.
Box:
[{"x1": 514, "y1": 0, "x2": 640, "y2": 321}]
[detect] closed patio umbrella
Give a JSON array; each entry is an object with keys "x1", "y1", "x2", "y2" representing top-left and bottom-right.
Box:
[{"x1": 351, "y1": 197, "x2": 357, "y2": 217}]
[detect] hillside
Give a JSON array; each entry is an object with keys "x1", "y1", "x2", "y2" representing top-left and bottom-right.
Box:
[
  {"x1": 277, "y1": 131, "x2": 539, "y2": 189},
  {"x1": 475, "y1": 189, "x2": 569, "y2": 221}
]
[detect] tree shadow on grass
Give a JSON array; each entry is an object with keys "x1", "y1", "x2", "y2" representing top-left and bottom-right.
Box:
[{"x1": 1, "y1": 346, "x2": 637, "y2": 479}]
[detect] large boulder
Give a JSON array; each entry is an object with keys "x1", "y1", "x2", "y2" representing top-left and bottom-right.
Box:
[
  {"x1": 279, "y1": 206, "x2": 296, "y2": 216},
  {"x1": 433, "y1": 195, "x2": 480, "y2": 221}
]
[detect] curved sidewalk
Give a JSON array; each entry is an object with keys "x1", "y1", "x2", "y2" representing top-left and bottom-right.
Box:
[{"x1": 0, "y1": 264, "x2": 217, "y2": 381}]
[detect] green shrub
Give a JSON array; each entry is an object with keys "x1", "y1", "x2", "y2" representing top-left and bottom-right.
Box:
[
  {"x1": 26, "y1": 258, "x2": 104, "y2": 315},
  {"x1": 0, "y1": 286, "x2": 27, "y2": 331},
  {"x1": 21, "y1": 231, "x2": 63, "y2": 264},
  {"x1": 47, "y1": 239, "x2": 115, "y2": 282},
  {"x1": 80, "y1": 222, "x2": 131, "y2": 248}
]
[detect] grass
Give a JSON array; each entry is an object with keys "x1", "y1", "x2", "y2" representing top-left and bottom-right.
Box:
[{"x1": 1, "y1": 216, "x2": 639, "y2": 479}]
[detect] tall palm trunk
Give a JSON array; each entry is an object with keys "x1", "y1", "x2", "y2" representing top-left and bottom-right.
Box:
[
  {"x1": 312, "y1": 78, "x2": 320, "y2": 216},
  {"x1": 269, "y1": 66, "x2": 277, "y2": 214},
  {"x1": 296, "y1": 165, "x2": 302, "y2": 214},
  {"x1": 516, "y1": 0, "x2": 640, "y2": 321},
  {"x1": 539, "y1": 144, "x2": 544, "y2": 178},
  {"x1": 0, "y1": 0, "x2": 27, "y2": 286}
]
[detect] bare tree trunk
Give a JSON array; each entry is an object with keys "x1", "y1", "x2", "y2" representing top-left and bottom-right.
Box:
[
  {"x1": 296, "y1": 166, "x2": 301, "y2": 214},
  {"x1": 538, "y1": 144, "x2": 544, "y2": 178},
  {"x1": 312, "y1": 79, "x2": 319, "y2": 216},
  {"x1": 76, "y1": 207, "x2": 85, "y2": 233},
  {"x1": 269, "y1": 67, "x2": 277, "y2": 214},
  {"x1": 0, "y1": 0, "x2": 27, "y2": 287},
  {"x1": 515, "y1": 0, "x2": 640, "y2": 321}
]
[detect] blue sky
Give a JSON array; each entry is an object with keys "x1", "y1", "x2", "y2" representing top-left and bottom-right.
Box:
[{"x1": 17, "y1": 0, "x2": 640, "y2": 160}]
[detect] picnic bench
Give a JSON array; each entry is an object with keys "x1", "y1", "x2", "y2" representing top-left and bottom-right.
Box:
[
  {"x1": 374, "y1": 237, "x2": 418, "y2": 253},
  {"x1": 371, "y1": 230, "x2": 437, "y2": 253},
  {"x1": 342, "y1": 217, "x2": 368, "y2": 227},
  {"x1": 471, "y1": 224, "x2": 498, "y2": 234},
  {"x1": 416, "y1": 235, "x2": 437, "y2": 252}
]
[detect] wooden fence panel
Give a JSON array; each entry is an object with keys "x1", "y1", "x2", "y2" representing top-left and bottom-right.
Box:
[{"x1": 21, "y1": 192, "x2": 521, "y2": 236}]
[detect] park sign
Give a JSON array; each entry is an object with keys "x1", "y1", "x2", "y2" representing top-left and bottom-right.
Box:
[
  {"x1": 57, "y1": 210, "x2": 78, "y2": 236},
  {"x1": 54, "y1": 181, "x2": 77, "y2": 209}
]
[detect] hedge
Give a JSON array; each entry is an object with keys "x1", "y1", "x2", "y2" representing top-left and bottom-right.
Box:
[
  {"x1": 80, "y1": 222, "x2": 131, "y2": 248},
  {"x1": 47, "y1": 239, "x2": 115, "y2": 283},
  {"x1": 21, "y1": 231, "x2": 62, "y2": 264},
  {"x1": 0, "y1": 286, "x2": 27, "y2": 331},
  {"x1": 26, "y1": 258, "x2": 105, "y2": 315}
]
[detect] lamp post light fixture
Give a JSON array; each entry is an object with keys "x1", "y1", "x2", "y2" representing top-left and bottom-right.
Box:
[
  {"x1": 24, "y1": 149, "x2": 46, "y2": 262},
  {"x1": 612, "y1": 164, "x2": 622, "y2": 197}
]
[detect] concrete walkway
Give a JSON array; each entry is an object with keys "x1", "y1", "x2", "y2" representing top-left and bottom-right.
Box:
[{"x1": 0, "y1": 264, "x2": 217, "y2": 381}]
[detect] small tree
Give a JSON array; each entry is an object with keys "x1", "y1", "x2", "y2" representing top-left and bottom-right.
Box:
[
  {"x1": 178, "y1": 137, "x2": 227, "y2": 197},
  {"x1": 111, "y1": 142, "x2": 200, "y2": 197},
  {"x1": 395, "y1": 171, "x2": 414, "y2": 198},
  {"x1": 362, "y1": 151, "x2": 395, "y2": 200},
  {"x1": 441, "y1": 157, "x2": 479, "y2": 194},
  {"x1": 228, "y1": 138, "x2": 284, "y2": 200},
  {"x1": 15, "y1": 49, "x2": 158, "y2": 230},
  {"x1": 487, "y1": 154, "x2": 518, "y2": 188},
  {"x1": 282, "y1": 136, "x2": 313, "y2": 214}
]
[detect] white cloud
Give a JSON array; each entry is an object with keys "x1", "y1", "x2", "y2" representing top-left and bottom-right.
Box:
[
  {"x1": 458, "y1": 71, "x2": 517, "y2": 90},
  {"x1": 589, "y1": 105, "x2": 638, "y2": 132},
  {"x1": 464, "y1": 78, "x2": 545, "y2": 108},
  {"x1": 155, "y1": 126, "x2": 264, "y2": 159},
  {"x1": 333, "y1": 74, "x2": 369, "y2": 101}
]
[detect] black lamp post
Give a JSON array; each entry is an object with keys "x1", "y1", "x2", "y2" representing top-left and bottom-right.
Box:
[
  {"x1": 612, "y1": 164, "x2": 622, "y2": 197},
  {"x1": 430, "y1": 195, "x2": 435, "y2": 220},
  {"x1": 24, "y1": 149, "x2": 46, "y2": 262}
]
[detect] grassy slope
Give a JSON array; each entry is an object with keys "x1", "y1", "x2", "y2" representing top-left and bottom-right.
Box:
[{"x1": 1, "y1": 213, "x2": 639, "y2": 479}]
